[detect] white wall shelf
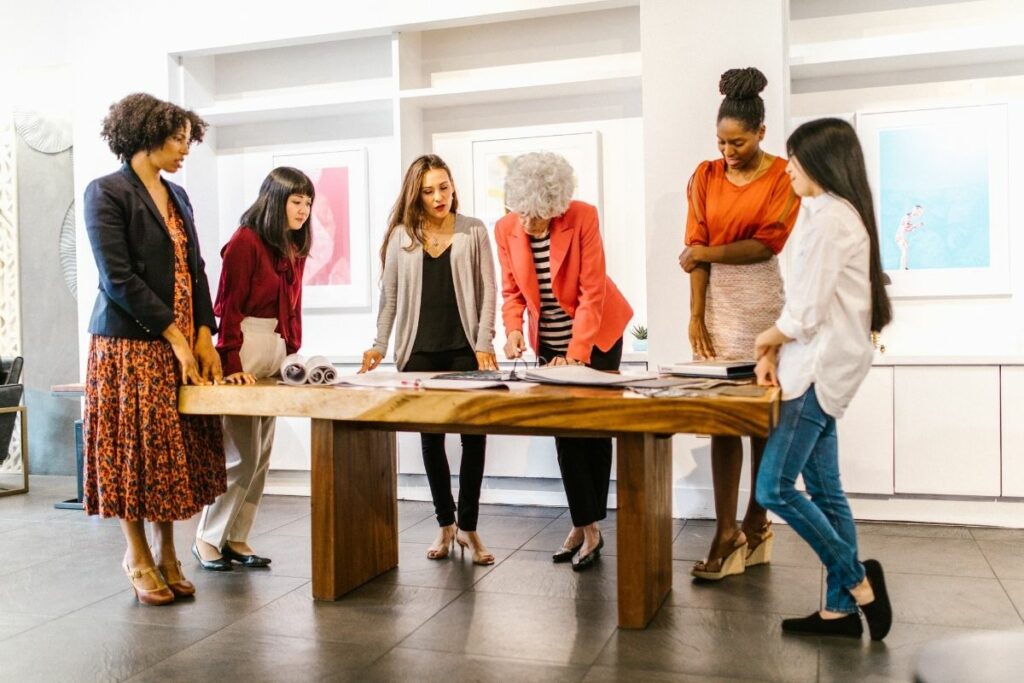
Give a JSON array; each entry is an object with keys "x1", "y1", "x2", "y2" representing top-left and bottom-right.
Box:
[{"x1": 194, "y1": 81, "x2": 396, "y2": 126}]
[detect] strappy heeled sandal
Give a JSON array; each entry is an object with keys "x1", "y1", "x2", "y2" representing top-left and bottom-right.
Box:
[
  {"x1": 158, "y1": 559, "x2": 196, "y2": 598},
  {"x1": 744, "y1": 520, "x2": 775, "y2": 567},
  {"x1": 123, "y1": 563, "x2": 175, "y2": 606},
  {"x1": 691, "y1": 532, "x2": 748, "y2": 581},
  {"x1": 426, "y1": 524, "x2": 457, "y2": 560},
  {"x1": 456, "y1": 530, "x2": 496, "y2": 566}
]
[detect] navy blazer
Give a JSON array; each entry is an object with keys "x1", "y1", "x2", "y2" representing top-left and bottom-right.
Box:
[{"x1": 84, "y1": 164, "x2": 217, "y2": 340}]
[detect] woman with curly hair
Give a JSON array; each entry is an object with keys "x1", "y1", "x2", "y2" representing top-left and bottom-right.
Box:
[
  {"x1": 83, "y1": 92, "x2": 240, "y2": 605},
  {"x1": 496, "y1": 152, "x2": 633, "y2": 572},
  {"x1": 360, "y1": 154, "x2": 498, "y2": 565},
  {"x1": 679, "y1": 67, "x2": 801, "y2": 581}
]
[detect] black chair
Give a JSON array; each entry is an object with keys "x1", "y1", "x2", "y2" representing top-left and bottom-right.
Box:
[{"x1": 0, "y1": 356, "x2": 28, "y2": 496}]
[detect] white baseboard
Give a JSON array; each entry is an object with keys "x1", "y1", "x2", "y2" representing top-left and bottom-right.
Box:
[{"x1": 264, "y1": 471, "x2": 1024, "y2": 528}]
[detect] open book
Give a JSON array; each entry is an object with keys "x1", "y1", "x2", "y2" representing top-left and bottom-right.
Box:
[{"x1": 659, "y1": 360, "x2": 756, "y2": 378}]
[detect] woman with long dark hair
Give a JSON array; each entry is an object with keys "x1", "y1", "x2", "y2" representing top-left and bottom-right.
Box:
[
  {"x1": 360, "y1": 154, "x2": 498, "y2": 565},
  {"x1": 193, "y1": 167, "x2": 314, "y2": 571},
  {"x1": 680, "y1": 67, "x2": 800, "y2": 580},
  {"x1": 753, "y1": 118, "x2": 894, "y2": 640}
]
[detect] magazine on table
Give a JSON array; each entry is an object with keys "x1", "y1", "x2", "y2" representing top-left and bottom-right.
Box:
[{"x1": 659, "y1": 360, "x2": 756, "y2": 378}]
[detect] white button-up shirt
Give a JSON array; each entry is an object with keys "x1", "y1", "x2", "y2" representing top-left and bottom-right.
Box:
[{"x1": 775, "y1": 192, "x2": 874, "y2": 418}]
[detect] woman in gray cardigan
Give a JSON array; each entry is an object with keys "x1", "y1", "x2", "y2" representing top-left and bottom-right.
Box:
[{"x1": 360, "y1": 154, "x2": 498, "y2": 565}]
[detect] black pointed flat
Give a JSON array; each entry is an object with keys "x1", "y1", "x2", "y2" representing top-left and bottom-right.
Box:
[
  {"x1": 782, "y1": 611, "x2": 863, "y2": 638},
  {"x1": 191, "y1": 542, "x2": 233, "y2": 572},
  {"x1": 571, "y1": 533, "x2": 604, "y2": 572},
  {"x1": 222, "y1": 545, "x2": 272, "y2": 568},
  {"x1": 552, "y1": 541, "x2": 584, "y2": 563}
]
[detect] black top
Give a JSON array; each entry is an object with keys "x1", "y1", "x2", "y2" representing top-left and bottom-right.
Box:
[
  {"x1": 84, "y1": 164, "x2": 217, "y2": 339},
  {"x1": 411, "y1": 247, "x2": 471, "y2": 353}
]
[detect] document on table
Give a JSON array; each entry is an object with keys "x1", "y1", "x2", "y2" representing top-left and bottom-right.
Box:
[
  {"x1": 332, "y1": 372, "x2": 437, "y2": 389},
  {"x1": 523, "y1": 365, "x2": 659, "y2": 386}
]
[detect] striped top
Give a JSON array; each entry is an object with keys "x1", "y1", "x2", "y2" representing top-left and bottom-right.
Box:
[{"x1": 529, "y1": 234, "x2": 573, "y2": 352}]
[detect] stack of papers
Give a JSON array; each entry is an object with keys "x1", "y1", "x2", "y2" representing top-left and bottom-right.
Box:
[{"x1": 522, "y1": 365, "x2": 658, "y2": 386}]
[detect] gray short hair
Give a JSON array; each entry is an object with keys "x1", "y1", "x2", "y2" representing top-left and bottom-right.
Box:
[{"x1": 503, "y1": 152, "x2": 575, "y2": 219}]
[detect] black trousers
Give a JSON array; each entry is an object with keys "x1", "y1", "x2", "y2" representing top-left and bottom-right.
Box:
[
  {"x1": 402, "y1": 347, "x2": 486, "y2": 531},
  {"x1": 538, "y1": 338, "x2": 623, "y2": 527}
]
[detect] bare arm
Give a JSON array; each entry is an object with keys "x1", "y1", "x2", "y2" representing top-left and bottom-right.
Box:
[
  {"x1": 688, "y1": 263, "x2": 715, "y2": 359},
  {"x1": 700, "y1": 239, "x2": 773, "y2": 265}
]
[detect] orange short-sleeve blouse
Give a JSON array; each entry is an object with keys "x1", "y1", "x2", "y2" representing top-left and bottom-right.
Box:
[{"x1": 685, "y1": 156, "x2": 800, "y2": 255}]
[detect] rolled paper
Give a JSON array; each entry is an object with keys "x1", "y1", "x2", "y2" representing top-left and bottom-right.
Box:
[
  {"x1": 305, "y1": 355, "x2": 335, "y2": 385},
  {"x1": 281, "y1": 354, "x2": 308, "y2": 386}
]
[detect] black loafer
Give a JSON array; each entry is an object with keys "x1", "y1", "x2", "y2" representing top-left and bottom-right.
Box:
[
  {"x1": 191, "y1": 542, "x2": 233, "y2": 571},
  {"x1": 222, "y1": 545, "x2": 272, "y2": 568},
  {"x1": 552, "y1": 541, "x2": 583, "y2": 563},
  {"x1": 860, "y1": 559, "x2": 892, "y2": 641},
  {"x1": 782, "y1": 611, "x2": 863, "y2": 638},
  {"x1": 571, "y1": 533, "x2": 604, "y2": 572}
]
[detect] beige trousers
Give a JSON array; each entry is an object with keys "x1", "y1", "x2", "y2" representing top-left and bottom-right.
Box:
[{"x1": 197, "y1": 317, "x2": 287, "y2": 548}]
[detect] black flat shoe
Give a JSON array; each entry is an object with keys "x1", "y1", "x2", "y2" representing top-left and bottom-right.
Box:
[
  {"x1": 782, "y1": 612, "x2": 863, "y2": 638},
  {"x1": 860, "y1": 559, "x2": 892, "y2": 641},
  {"x1": 222, "y1": 545, "x2": 272, "y2": 568},
  {"x1": 191, "y1": 542, "x2": 233, "y2": 572},
  {"x1": 552, "y1": 541, "x2": 583, "y2": 563},
  {"x1": 571, "y1": 533, "x2": 604, "y2": 572}
]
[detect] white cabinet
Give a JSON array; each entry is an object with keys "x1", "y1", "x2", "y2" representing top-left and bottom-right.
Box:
[
  {"x1": 894, "y1": 366, "x2": 1001, "y2": 496},
  {"x1": 837, "y1": 366, "x2": 894, "y2": 494},
  {"x1": 1000, "y1": 367, "x2": 1024, "y2": 497}
]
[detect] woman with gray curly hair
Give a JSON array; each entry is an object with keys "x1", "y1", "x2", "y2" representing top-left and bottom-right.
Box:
[{"x1": 495, "y1": 151, "x2": 633, "y2": 572}]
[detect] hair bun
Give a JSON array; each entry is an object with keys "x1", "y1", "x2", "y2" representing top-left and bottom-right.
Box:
[{"x1": 719, "y1": 67, "x2": 768, "y2": 100}]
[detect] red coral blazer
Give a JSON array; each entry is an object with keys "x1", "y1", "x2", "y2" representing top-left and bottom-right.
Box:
[{"x1": 494, "y1": 201, "x2": 633, "y2": 364}]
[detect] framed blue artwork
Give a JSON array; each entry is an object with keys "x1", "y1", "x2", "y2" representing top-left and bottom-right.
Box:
[{"x1": 857, "y1": 104, "x2": 1009, "y2": 298}]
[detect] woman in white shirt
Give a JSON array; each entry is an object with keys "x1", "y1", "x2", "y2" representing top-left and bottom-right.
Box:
[{"x1": 752, "y1": 118, "x2": 894, "y2": 641}]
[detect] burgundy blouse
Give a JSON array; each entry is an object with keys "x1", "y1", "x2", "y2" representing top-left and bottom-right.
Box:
[{"x1": 214, "y1": 226, "x2": 305, "y2": 375}]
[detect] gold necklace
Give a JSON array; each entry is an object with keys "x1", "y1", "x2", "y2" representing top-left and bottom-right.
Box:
[{"x1": 422, "y1": 215, "x2": 454, "y2": 248}]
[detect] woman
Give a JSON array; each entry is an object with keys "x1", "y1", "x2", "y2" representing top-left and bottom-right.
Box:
[
  {"x1": 754, "y1": 118, "x2": 894, "y2": 640},
  {"x1": 360, "y1": 154, "x2": 497, "y2": 565},
  {"x1": 679, "y1": 67, "x2": 800, "y2": 580},
  {"x1": 193, "y1": 167, "x2": 314, "y2": 571},
  {"x1": 496, "y1": 152, "x2": 633, "y2": 572},
  {"x1": 83, "y1": 93, "x2": 236, "y2": 605}
]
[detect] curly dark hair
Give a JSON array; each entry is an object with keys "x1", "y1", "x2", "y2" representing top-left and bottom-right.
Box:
[
  {"x1": 717, "y1": 67, "x2": 768, "y2": 132},
  {"x1": 100, "y1": 93, "x2": 208, "y2": 162}
]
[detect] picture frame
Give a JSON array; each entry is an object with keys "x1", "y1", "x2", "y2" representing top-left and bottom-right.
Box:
[
  {"x1": 856, "y1": 104, "x2": 1010, "y2": 298},
  {"x1": 471, "y1": 131, "x2": 602, "y2": 233},
  {"x1": 271, "y1": 148, "x2": 371, "y2": 309}
]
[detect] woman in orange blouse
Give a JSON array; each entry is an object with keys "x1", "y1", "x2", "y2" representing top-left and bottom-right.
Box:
[{"x1": 679, "y1": 67, "x2": 800, "y2": 581}]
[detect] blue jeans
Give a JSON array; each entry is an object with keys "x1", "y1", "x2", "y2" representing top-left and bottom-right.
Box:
[{"x1": 756, "y1": 386, "x2": 866, "y2": 613}]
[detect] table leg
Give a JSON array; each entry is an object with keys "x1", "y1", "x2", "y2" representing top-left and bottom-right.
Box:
[
  {"x1": 310, "y1": 419, "x2": 398, "y2": 600},
  {"x1": 615, "y1": 432, "x2": 673, "y2": 628}
]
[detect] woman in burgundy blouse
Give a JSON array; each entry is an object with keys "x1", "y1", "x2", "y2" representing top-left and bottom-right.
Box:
[{"x1": 193, "y1": 167, "x2": 313, "y2": 570}]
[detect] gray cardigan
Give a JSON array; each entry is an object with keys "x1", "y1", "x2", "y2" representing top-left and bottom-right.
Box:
[{"x1": 372, "y1": 213, "x2": 497, "y2": 370}]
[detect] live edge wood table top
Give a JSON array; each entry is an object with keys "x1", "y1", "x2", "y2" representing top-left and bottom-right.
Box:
[{"x1": 179, "y1": 380, "x2": 780, "y2": 629}]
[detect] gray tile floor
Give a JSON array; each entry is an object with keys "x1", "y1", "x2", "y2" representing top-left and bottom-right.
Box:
[{"x1": 1, "y1": 475, "x2": 1022, "y2": 682}]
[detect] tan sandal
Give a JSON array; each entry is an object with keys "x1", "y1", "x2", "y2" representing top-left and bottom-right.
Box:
[
  {"x1": 691, "y1": 532, "x2": 747, "y2": 581},
  {"x1": 456, "y1": 530, "x2": 496, "y2": 566},
  {"x1": 123, "y1": 563, "x2": 175, "y2": 606},
  {"x1": 426, "y1": 523, "x2": 457, "y2": 560},
  {"x1": 744, "y1": 520, "x2": 775, "y2": 567},
  {"x1": 158, "y1": 559, "x2": 196, "y2": 598}
]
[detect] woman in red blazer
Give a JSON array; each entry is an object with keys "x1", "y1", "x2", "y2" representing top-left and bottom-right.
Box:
[{"x1": 495, "y1": 151, "x2": 632, "y2": 572}]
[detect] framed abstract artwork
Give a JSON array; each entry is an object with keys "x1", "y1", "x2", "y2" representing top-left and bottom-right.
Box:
[
  {"x1": 857, "y1": 105, "x2": 1009, "y2": 298},
  {"x1": 271, "y1": 148, "x2": 370, "y2": 309},
  {"x1": 471, "y1": 131, "x2": 602, "y2": 233}
]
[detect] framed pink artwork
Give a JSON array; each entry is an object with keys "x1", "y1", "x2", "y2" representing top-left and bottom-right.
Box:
[{"x1": 272, "y1": 148, "x2": 370, "y2": 308}]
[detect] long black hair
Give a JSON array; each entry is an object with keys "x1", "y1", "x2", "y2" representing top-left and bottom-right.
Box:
[
  {"x1": 717, "y1": 67, "x2": 767, "y2": 132},
  {"x1": 240, "y1": 167, "x2": 315, "y2": 260},
  {"x1": 786, "y1": 118, "x2": 892, "y2": 332}
]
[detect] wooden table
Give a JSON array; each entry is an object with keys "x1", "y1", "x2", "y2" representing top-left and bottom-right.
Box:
[{"x1": 179, "y1": 380, "x2": 779, "y2": 628}]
